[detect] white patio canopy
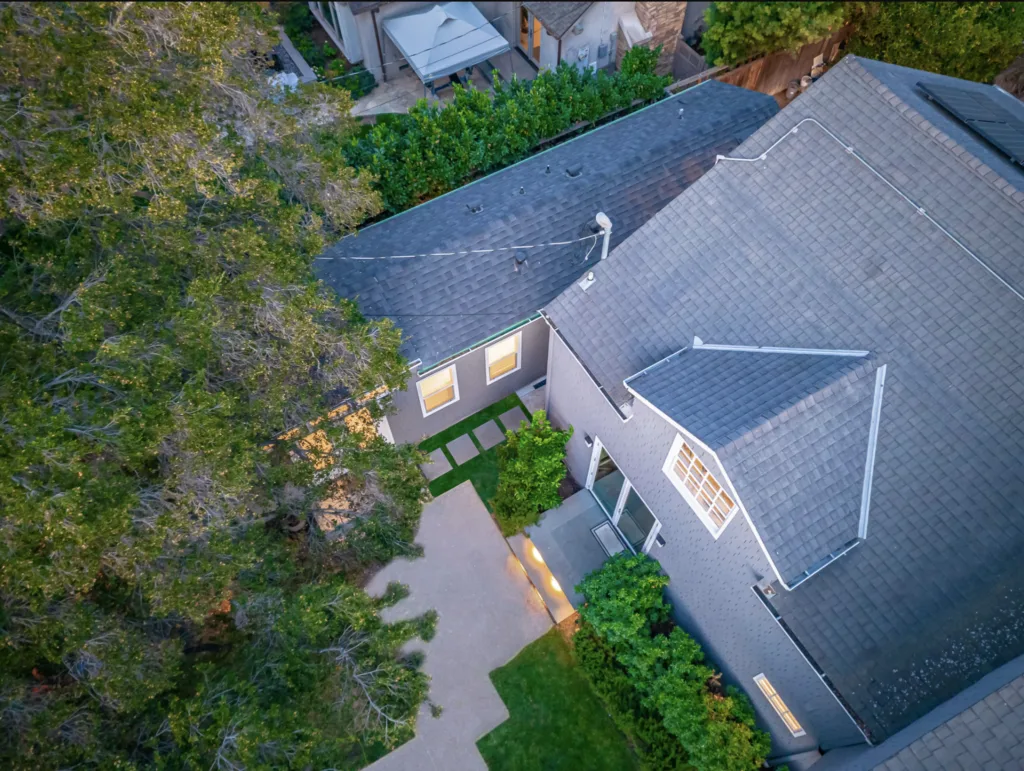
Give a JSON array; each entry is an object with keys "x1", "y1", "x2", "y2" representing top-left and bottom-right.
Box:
[{"x1": 381, "y1": 2, "x2": 510, "y2": 84}]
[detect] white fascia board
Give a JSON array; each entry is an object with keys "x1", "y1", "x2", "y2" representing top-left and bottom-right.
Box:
[
  {"x1": 859, "y1": 364, "x2": 887, "y2": 539},
  {"x1": 692, "y1": 340, "x2": 870, "y2": 358}
]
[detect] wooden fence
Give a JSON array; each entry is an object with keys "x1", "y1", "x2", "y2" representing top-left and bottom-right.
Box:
[{"x1": 716, "y1": 26, "x2": 852, "y2": 95}]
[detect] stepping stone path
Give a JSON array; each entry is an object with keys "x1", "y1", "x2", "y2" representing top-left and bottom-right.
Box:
[
  {"x1": 446, "y1": 433, "x2": 479, "y2": 465},
  {"x1": 473, "y1": 420, "x2": 505, "y2": 450},
  {"x1": 498, "y1": 406, "x2": 530, "y2": 433},
  {"x1": 420, "y1": 448, "x2": 452, "y2": 481}
]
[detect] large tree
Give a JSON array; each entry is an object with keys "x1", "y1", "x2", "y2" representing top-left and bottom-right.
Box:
[
  {"x1": 0, "y1": 3, "x2": 429, "y2": 768},
  {"x1": 848, "y1": 2, "x2": 1024, "y2": 83}
]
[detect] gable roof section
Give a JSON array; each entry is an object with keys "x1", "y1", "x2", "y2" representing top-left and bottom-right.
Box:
[
  {"x1": 522, "y1": 1, "x2": 591, "y2": 38},
  {"x1": 543, "y1": 56, "x2": 1024, "y2": 741},
  {"x1": 626, "y1": 345, "x2": 883, "y2": 587},
  {"x1": 316, "y1": 81, "x2": 778, "y2": 368}
]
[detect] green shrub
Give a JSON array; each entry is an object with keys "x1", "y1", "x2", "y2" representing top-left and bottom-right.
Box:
[
  {"x1": 491, "y1": 410, "x2": 572, "y2": 535},
  {"x1": 575, "y1": 622, "x2": 693, "y2": 770},
  {"x1": 702, "y1": 2, "x2": 848, "y2": 66},
  {"x1": 347, "y1": 51, "x2": 670, "y2": 213},
  {"x1": 576, "y1": 554, "x2": 771, "y2": 771},
  {"x1": 848, "y1": 2, "x2": 1024, "y2": 83}
]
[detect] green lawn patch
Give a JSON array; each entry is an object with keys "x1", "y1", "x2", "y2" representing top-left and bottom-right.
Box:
[
  {"x1": 428, "y1": 446, "x2": 500, "y2": 510},
  {"x1": 418, "y1": 393, "x2": 527, "y2": 454},
  {"x1": 477, "y1": 629, "x2": 640, "y2": 771}
]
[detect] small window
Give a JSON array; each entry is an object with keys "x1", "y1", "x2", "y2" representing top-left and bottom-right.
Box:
[
  {"x1": 753, "y1": 674, "x2": 805, "y2": 737},
  {"x1": 662, "y1": 434, "x2": 737, "y2": 537},
  {"x1": 485, "y1": 332, "x2": 521, "y2": 384},
  {"x1": 417, "y1": 365, "x2": 458, "y2": 416}
]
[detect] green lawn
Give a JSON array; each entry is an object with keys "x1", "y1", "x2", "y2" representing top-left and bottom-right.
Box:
[
  {"x1": 477, "y1": 629, "x2": 640, "y2": 771},
  {"x1": 428, "y1": 445, "x2": 500, "y2": 509},
  {"x1": 420, "y1": 393, "x2": 529, "y2": 509}
]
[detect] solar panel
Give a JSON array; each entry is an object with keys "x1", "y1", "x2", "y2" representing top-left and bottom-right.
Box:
[{"x1": 917, "y1": 81, "x2": 1024, "y2": 167}]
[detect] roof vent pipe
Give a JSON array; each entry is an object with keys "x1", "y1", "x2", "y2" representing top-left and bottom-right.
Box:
[{"x1": 595, "y1": 212, "x2": 612, "y2": 261}]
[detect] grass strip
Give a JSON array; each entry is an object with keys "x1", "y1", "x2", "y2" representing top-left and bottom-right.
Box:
[{"x1": 476, "y1": 629, "x2": 640, "y2": 771}]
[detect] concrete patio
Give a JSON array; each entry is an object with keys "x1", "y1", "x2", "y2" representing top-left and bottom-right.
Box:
[
  {"x1": 512, "y1": 489, "x2": 627, "y2": 618},
  {"x1": 365, "y1": 482, "x2": 551, "y2": 770}
]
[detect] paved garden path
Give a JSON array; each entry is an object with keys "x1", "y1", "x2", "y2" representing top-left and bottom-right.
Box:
[{"x1": 365, "y1": 482, "x2": 552, "y2": 770}]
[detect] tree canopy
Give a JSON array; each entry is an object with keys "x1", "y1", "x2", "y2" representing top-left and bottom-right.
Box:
[
  {"x1": 701, "y1": 2, "x2": 848, "y2": 67},
  {"x1": 0, "y1": 3, "x2": 431, "y2": 767},
  {"x1": 848, "y1": 2, "x2": 1024, "y2": 83}
]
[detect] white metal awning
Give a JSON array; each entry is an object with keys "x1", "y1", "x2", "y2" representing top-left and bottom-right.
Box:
[{"x1": 381, "y1": 2, "x2": 510, "y2": 84}]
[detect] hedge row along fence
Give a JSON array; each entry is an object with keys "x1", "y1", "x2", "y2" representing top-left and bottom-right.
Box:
[
  {"x1": 575, "y1": 553, "x2": 771, "y2": 771},
  {"x1": 344, "y1": 45, "x2": 671, "y2": 214}
]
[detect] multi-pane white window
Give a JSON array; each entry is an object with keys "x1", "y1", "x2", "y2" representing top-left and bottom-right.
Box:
[
  {"x1": 753, "y1": 674, "x2": 805, "y2": 737},
  {"x1": 417, "y1": 365, "x2": 458, "y2": 416},
  {"x1": 662, "y1": 434, "x2": 737, "y2": 536},
  {"x1": 485, "y1": 332, "x2": 521, "y2": 384}
]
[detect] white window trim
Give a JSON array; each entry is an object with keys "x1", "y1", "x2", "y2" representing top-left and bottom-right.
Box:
[
  {"x1": 484, "y1": 330, "x2": 523, "y2": 385},
  {"x1": 662, "y1": 433, "x2": 739, "y2": 539},
  {"x1": 753, "y1": 674, "x2": 806, "y2": 737},
  {"x1": 416, "y1": 364, "x2": 460, "y2": 418}
]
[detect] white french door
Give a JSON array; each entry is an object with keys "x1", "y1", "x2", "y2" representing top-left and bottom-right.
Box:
[{"x1": 585, "y1": 438, "x2": 662, "y2": 553}]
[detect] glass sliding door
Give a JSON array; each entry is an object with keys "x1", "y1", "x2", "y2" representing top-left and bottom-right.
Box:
[
  {"x1": 591, "y1": 448, "x2": 624, "y2": 517},
  {"x1": 586, "y1": 440, "x2": 662, "y2": 553},
  {"x1": 519, "y1": 7, "x2": 542, "y2": 66},
  {"x1": 617, "y1": 488, "x2": 658, "y2": 552}
]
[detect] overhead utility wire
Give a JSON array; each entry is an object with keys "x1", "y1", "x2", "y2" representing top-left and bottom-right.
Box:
[
  {"x1": 314, "y1": 232, "x2": 601, "y2": 262},
  {"x1": 324, "y1": 11, "x2": 513, "y2": 84},
  {"x1": 715, "y1": 118, "x2": 1024, "y2": 304}
]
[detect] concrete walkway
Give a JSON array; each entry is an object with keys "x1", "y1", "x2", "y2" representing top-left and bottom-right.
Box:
[{"x1": 365, "y1": 482, "x2": 552, "y2": 770}]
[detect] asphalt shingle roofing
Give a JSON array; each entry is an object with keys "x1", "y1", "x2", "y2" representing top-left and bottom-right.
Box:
[
  {"x1": 544, "y1": 56, "x2": 1024, "y2": 741},
  {"x1": 627, "y1": 346, "x2": 881, "y2": 586},
  {"x1": 316, "y1": 81, "x2": 778, "y2": 368},
  {"x1": 522, "y1": 1, "x2": 591, "y2": 38}
]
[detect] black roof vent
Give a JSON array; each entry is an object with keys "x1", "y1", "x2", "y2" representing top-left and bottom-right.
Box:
[
  {"x1": 917, "y1": 81, "x2": 1024, "y2": 167},
  {"x1": 466, "y1": 202, "x2": 483, "y2": 214},
  {"x1": 565, "y1": 164, "x2": 583, "y2": 178}
]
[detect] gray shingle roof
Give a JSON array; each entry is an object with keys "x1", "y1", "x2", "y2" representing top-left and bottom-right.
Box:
[
  {"x1": 544, "y1": 55, "x2": 1024, "y2": 741},
  {"x1": 627, "y1": 346, "x2": 880, "y2": 585},
  {"x1": 522, "y1": 2, "x2": 591, "y2": 38},
  {"x1": 316, "y1": 81, "x2": 778, "y2": 368}
]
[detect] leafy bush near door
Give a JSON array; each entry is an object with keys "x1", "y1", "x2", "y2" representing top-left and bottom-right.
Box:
[
  {"x1": 492, "y1": 410, "x2": 572, "y2": 536},
  {"x1": 575, "y1": 554, "x2": 771, "y2": 771}
]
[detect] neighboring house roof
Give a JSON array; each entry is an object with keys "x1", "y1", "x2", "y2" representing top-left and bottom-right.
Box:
[
  {"x1": 381, "y1": 2, "x2": 509, "y2": 83},
  {"x1": 316, "y1": 81, "x2": 778, "y2": 369},
  {"x1": 544, "y1": 55, "x2": 1024, "y2": 742},
  {"x1": 626, "y1": 345, "x2": 883, "y2": 587},
  {"x1": 522, "y1": 1, "x2": 591, "y2": 39}
]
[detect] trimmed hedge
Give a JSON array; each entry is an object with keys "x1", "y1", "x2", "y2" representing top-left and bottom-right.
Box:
[
  {"x1": 346, "y1": 45, "x2": 670, "y2": 213},
  {"x1": 575, "y1": 553, "x2": 771, "y2": 771},
  {"x1": 575, "y1": 622, "x2": 693, "y2": 770}
]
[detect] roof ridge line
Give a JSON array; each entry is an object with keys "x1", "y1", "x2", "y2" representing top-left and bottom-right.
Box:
[
  {"x1": 334, "y1": 80, "x2": 736, "y2": 242},
  {"x1": 691, "y1": 338, "x2": 870, "y2": 357},
  {"x1": 845, "y1": 56, "x2": 1024, "y2": 211}
]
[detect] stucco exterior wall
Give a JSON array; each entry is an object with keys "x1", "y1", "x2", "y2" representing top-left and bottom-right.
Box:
[
  {"x1": 545, "y1": 325, "x2": 867, "y2": 759},
  {"x1": 559, "y1": 1, "x2": 632, "y2": 72},
  {"x1": 386, "y1": 317, "x2": 548, "y2": 445}
]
